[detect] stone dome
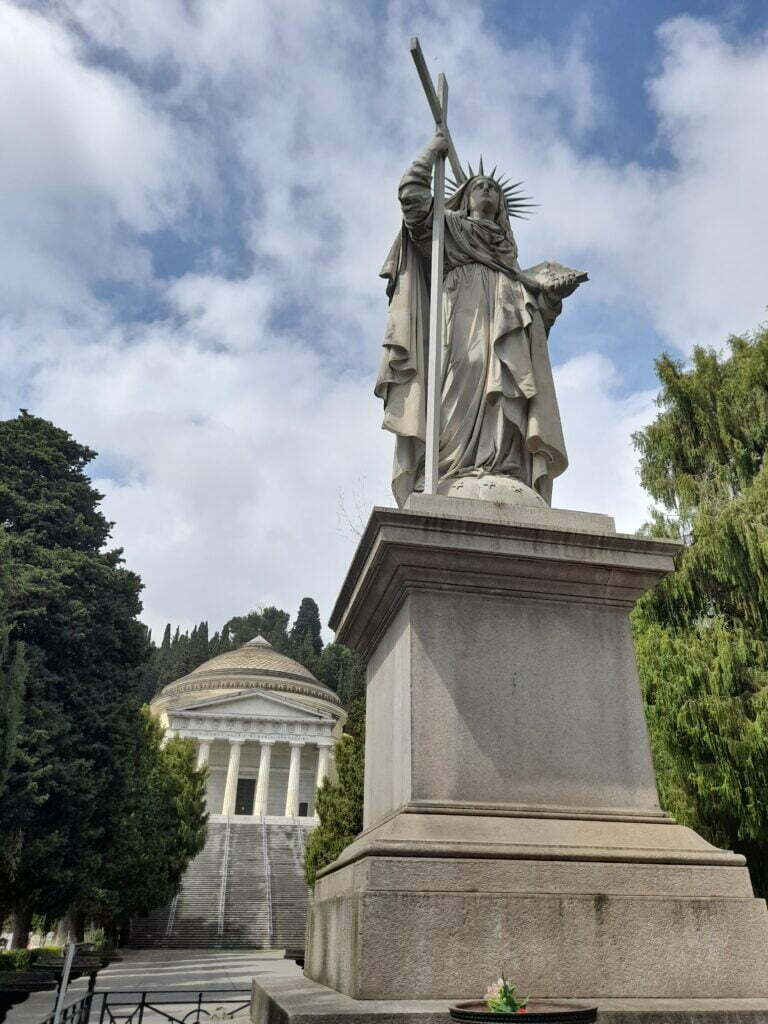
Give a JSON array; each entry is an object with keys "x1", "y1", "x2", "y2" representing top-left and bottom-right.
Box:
[{"x1": 152, "y1": 635, "x2": 342, "y2": 716}]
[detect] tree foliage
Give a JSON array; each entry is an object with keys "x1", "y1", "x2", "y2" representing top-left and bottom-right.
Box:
[
  {"x1": 0, "y1": 531, "x2": 26, "y2": 800},
  {"x1": 146, "y1": 597, "x2": 357, "y2": 696},
  {"x1": 632, "y1": 326, "x2": 768, "y2": 894},
  {"x1": 634, "y1": 337, "x2": 768, "y2": 523},
  {"x1": 304, "y1": 696, "x2": 365, "y2": 887},
  {"x1": 0, "y1": 412, "x2": 206, "y2": 941},
  {"x1": 289, "y1": 597, "x2": 323, "y2": 658},
  {"x1": 82, "y1": 710, "x2": 207, "y2": 937}
]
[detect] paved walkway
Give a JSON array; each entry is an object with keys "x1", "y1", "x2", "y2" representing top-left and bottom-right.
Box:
[{"x1": 7, "y1": 949, "x2": 301, "y2": 1024}]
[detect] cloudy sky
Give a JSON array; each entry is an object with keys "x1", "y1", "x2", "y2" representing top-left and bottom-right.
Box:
[{"x1": 2, "y1": 0, "x2": 767, "y2": 638}]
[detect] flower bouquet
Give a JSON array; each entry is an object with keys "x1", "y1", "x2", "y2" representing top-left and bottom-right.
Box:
[
  {"x1": 484, "y1": 975, "x2": 529, "y2": 1014},
  {"x1": 449, "y1": 971, "x2": 598, "y2": 1023}
]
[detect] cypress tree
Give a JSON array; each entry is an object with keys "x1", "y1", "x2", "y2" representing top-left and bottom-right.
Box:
[
  {"x1": 289, "y1": 597, "x2": 323, "y2": 658},
  {"x1": 316, "y1": 643, "x2": 354, "y2": 693},
  {"x1": 0, "y1": 412, "x2": 150, "y2": 941},
  {"x1": 192, "y1": 621, "x2": 209, "y2": 666},
  {"x1": 304, "y1": 696, "x2": 365, "y2": 887},
  {"x1": 0, "y1": 531, "x2": 26, "y2": 800},
  {"x1": 82, "y1": 709, "x2": 207, "y2": 941},
  {"x1": 338, "y1": 649, "x2": 366, "y2": 708},
  {"x1": 632, "y1": 326, "x2": 768, "y2": 894},
  {"x1": 295, "y1": 630, "x2": 319, "y2": 676}
]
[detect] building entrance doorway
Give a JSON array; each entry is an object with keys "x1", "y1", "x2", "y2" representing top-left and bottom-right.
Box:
[{"x1": 235, "y1": 777, "x2": 255, "y2": 815}]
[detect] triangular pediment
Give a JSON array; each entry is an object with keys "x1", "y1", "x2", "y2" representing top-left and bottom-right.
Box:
[{"x1": 176, "y1": 688, "x2": 330, "y2": 721}]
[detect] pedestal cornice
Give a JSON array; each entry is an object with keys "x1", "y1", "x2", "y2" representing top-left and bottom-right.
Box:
[{"x1": 330, "y1": 500, "x2": 681, "y2": 658}]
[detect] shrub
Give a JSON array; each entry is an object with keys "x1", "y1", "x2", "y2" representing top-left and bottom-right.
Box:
[
  {"x1": 0, "y1": 950, "x2": 31, "y2": 972},
  {"x1": 304, "y1": 698, "x2": 364, "y2": 887}
]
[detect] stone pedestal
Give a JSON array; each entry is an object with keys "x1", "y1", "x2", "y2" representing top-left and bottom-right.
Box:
[{"x1": 303, "y1": 496, "x2": 768, "y2": 1002}]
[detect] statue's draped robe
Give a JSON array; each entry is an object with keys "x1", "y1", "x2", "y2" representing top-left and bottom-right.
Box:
[{"x1": 375, "y1": 154, "x2": 568, "y2": 508}]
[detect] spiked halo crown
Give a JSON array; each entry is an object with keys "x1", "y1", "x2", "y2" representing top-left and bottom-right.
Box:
[{"x1": 446, "y1": 156, "x2": 538, "y2": 220}]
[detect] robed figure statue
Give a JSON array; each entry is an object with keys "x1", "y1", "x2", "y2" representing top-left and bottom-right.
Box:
[{"x1": 375, "y1": 132, "x2": 586, "y2": 508}]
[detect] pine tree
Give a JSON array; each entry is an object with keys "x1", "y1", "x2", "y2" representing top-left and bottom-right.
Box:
[
  {"x1": 632, "y1": 326, "x2": 768, "y2": 894},
  {"x1": 258, "y1": 607, "x2": 290, "y2": 652},
  {"x1": 221, "y1": 610, "x2": 264, "y2": 648}
]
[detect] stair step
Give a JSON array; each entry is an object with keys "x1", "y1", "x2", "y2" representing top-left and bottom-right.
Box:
[{"x1": 130, "y1": 821, "x2": 315, "y2": 950}]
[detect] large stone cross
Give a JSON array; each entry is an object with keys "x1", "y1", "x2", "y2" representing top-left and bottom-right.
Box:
[{"x1": 409, "y1": 38, "x2": 466, "y2": 494}]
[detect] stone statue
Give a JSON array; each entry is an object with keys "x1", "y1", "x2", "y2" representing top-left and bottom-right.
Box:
[{"x1": 375, "y1": 130, "x2": 587, "y2": 509}]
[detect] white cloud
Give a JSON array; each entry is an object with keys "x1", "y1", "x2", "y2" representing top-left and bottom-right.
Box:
[
  {"x1": 0, "y1": 1, "x2": 211, "y2": 329},
  {"x1": 553, "y1": 353, "x2": 656, "y2": 532},
  {"x1": 1, "y1": 1, "x2": 766, "y2": 635}
]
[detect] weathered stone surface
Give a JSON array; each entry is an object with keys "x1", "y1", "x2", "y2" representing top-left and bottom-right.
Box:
[
  {"x1": 307, "y1": 886, "x2": 768, "y2": 999},
  {"x1": 404, "y1": 492, "x2": 616, "y2": 534},
  {"x1": 252, "y1": 973, "x2": 768, "y2": 1024},
  {"x1": 316, "y1": 855, "x2": 753, "y2": 901},
  {"x1": 319, "y1": 809, "x2": 745, "y2": 878},
  {"x1": 307, "y1": 506, "x2": 768, "y2": 1002},
  {"x1": 435, "y1": 474, "x2": 549, "y2": 507},
  {"x1": 330, "y1": 506, "x2": 679, "y2": 829},
  {"x1": 329, "y1": 505, "x2": 678, "y2": 660}
]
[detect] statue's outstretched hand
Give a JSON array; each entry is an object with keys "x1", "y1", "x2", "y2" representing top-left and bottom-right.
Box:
[
  {"x1": 427, "y1": 130, "x2": 449, "y2": 159},
  {"x1": 518, "y1": 262, "x2": 588, "y2": 302},
  {"x1": 547, "y1": 275, "x2": 582, "y2": 300}
]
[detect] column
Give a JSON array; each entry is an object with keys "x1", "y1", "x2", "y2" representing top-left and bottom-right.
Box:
[
  {"x1": 284, "y1": 741, "x2": 303, "y2": 816},
  {"x1": 315, "y1": 741, "x2": 332, "y2": 789},
  {"x1": 253, "y1": 740, "x2": 274, "y2": 816},
  {"x1": 221, "y1": 739, "x2": 242, "y2": 815},
  {"x1": 196, "y1": 739, "x2": 210, "y2": 770}
]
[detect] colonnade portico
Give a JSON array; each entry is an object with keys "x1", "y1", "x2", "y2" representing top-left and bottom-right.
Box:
[
  {"x1": 155, "y1": 635, "x2": 343, "y2": 822},
  {"x1": 194, "y1": 734, "x2": 334, "y2": 818},
  {"x1": 146, "y1": 635, "x2": 343, "y2": 949}
]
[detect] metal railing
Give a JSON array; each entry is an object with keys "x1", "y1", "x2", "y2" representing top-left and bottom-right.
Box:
[
  {"x1": 38, "y1": 990, "x2": 251, "y2": 1024},
  {"x1": 39, "y1": 992, "x2": 94, "y2": 1024},
  {"x1": 98, "y1": 990, "x2": 250, "y2": 1024}
]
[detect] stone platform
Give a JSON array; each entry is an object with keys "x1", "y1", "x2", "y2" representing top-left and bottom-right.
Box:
[
  {"x1": 295, "y1": 496, "x2": 768, "y2": 1009},
  {"x1": 252, "y1": 973, "x2": 768, "y2": 1024}
]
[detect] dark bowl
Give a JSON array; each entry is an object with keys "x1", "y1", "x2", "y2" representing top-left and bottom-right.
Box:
[{"x1": 449, "y1": 1001, "x2": 598, "y2": 1023}]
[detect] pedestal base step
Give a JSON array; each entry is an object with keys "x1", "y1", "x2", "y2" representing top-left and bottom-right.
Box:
[{"x1": 252, "y1": 974, "x2": 768, "y2": 1024}]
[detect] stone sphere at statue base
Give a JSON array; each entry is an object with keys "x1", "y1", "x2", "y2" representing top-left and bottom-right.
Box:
[{"x1": 437, "y1": 473, "x2": 547, "y2": 507}]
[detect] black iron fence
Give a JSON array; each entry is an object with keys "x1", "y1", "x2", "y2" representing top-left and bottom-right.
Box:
[
  {"x1": 38, "y1": 992, "x2": 95, "y2": 1024},
  {"x1": 37, "y1": 990, "x2": 252, "y2": 1024}
]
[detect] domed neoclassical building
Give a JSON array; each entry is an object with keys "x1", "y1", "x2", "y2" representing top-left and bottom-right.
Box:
[
  {"x1": 133, "y1": 637, "x2": 345, "y2": 949},
  {"x1": 152, "y1": 635, "x2": 345, "y2": 818}
]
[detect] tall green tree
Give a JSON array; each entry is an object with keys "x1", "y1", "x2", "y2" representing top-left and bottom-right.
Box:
[
  {"x1": 220, "y1": 610, "x2": 264, "y2": 648},
  {"x1": 0, "y1": 531, "x2": 26, "y2": 800},
  {"x1": 337, "y1": 649, "x2": 365, "y2": 707},
  {"x1": 632, "y1": 327, "x2": 768, "y2": 894},
  {"x1": 147, "y1": 605, "x2": 300, "y2": 699},
  {"x1": 316, "y1": 643, "x2": 353, "y2": 693},
  {"x1": 289, "y1": 597, "x2": 323, "y2": 658},
  {"x1": 83, "y1": 710, "x2": 207, "y2": 942},
  {"x1": 304, "y1": 696, "x2": 365, "y2": 887},
  {"x1": 0, "y1": 412, "x2": 198, "y2": 943},
  {"x1": 257, "y1": 606, "x2": 291, "y2": 652}
]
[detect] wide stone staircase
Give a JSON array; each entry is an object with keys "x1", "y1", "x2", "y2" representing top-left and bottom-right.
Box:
[
  {"x1": 268, "y1": 822, "x2": 312, "y2": 951},
  {"x1": 130, "y1": 819, "x2": 314, "y2": 949}
]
